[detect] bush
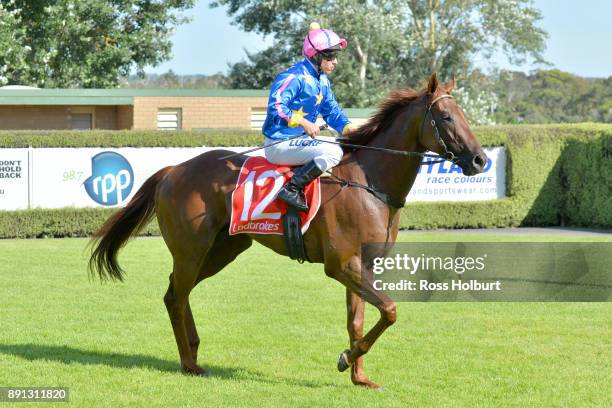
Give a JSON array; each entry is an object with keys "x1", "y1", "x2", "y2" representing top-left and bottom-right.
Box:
[
  {"x1": 0, "y1": 124, "x2": 610, "y2": 238},
  {"x1": 0, "y1": 208, "x2": 160, "y2": 238},
  {"x1": 401, "y1": 123, "x2": 612, "y2": 229},
  {"x1": 0, "y1": 129, "x2": 262, "y2": 148}
]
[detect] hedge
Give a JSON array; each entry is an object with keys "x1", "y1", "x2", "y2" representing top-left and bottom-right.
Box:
[
  {"x1": 399, "y1": 123, "x2": 612, "y2": 229},
  {"x1": 0, "y1": 129, "x2": 263, "y2": 148},
  {"x1": 0, "y1": 208, "x2": 160, "y2": 239},
  {"x1": 0, "y1": 124, "x2": 610, "y2": 238}
]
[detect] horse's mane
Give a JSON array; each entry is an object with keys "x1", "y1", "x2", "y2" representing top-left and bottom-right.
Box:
[{"x1": 347, "y1": 88, "x2": 427, "y2": 146}]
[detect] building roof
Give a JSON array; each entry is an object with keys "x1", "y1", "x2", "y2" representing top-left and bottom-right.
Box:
[
  {"x1": 0, "y1": 88, "x2": 375, "y2": 118},
  {"x1": 0, "y1": 88, "x2": 269, "y2": 106}
]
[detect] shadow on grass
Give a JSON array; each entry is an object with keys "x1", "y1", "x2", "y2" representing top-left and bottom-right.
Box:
[{"x1": 0, "y1": 343, "x2": 340, "y2": 389}]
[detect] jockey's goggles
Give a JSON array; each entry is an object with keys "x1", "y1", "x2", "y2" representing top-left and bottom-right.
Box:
[{"x1": 319, "y1": 49, "x2": 340, "y2": 61}]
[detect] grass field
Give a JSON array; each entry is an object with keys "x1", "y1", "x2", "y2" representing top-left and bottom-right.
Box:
[{"x1": 0, "y1": 232, "x2": 610, "y2": 407}]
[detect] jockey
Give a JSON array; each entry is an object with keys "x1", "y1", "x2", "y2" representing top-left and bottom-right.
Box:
[{"x1": 263, "y1": 22, "x2": 356, "y2": 211}]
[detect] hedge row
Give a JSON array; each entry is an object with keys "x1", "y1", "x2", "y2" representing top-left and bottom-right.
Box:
[
  {"x1": 400, "y1": 123, "x2": 612, "y2": 229},
  {"x1": 0, "y1": 208, "x2": 160, "y2": 239},
  {"x1": 0, "y1": 123, "x2": 610, "y2": 238},
  {"x1": 0, "y1": 129, "x2": 263, "y2": 148}
]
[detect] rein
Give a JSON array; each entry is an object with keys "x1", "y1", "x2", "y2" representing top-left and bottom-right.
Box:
[
  {"x1": 326, "y1": 94, "x2": 457, "y2": 209},
  {"x1": 315, "y1": 94, "x2": 456, "y2": 165},
  {"x1": 218, "y1": 94, "x2": 457, "y2": 209},
  {"x1": 220, "y1": 95, "x2": 455, "y2": 164}
]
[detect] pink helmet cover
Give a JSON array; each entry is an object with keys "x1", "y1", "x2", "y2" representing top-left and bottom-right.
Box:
[{"x1": 303, "y1": 28, "x2": 347, "y2": 58}]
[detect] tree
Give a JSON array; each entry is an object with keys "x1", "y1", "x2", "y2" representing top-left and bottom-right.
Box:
[
  {"x1": 120, "y1": 72, "x2": 231, "y2": 89},
  {"x1": 0, "y1": 2, "x2": 29, "y2": 85},
  {"x1": 211, "y1": 0, "x2": 547, "y2": 107},
  {"x1": 157, "y1": 70, "x2": 181, "y2": 88},
  {"x1": 214, "y1": 0, "x2": 409, "y2": 106},
  {"x1": 0, "y1": 0, "x2": 195, "y2": 88},
  {"x1": 491, "y1": 69, "x2": 612, "y2": 124},
  {"x1": 403, "y1": 0, "x2": 548, "y2": 80},
  {"x1": 228, "y1": 46, "x2": 296, "y2": 89}
]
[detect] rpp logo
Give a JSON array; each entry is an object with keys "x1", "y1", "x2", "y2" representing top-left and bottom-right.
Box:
[{"x1": 84, "y1": 152, "x2": 134, "y2": 206}]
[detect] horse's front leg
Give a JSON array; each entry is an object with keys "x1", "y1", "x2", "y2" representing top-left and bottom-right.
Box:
[
  {"x1": 327, "y1": 257, "x2": 396, "y2": 386},
  {"x1": 346, "y1": 289, "x2": 380, "y2": 389}
]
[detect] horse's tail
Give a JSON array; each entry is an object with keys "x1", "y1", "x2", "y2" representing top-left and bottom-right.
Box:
[{"x1": 88, "y1": 166, "x2": 173, "y2": 282}]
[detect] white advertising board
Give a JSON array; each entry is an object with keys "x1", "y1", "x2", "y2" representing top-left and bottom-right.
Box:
[
  {"x1": 0, "y1": 149, "x2": 29, "y2": 210},
  {"x1": 1, "y1": 145, "x2": 506, "y2": 210},
  {"x1": 31, "y1": 147, "x2": 256, "y2": 208},
  {"x1": 406, "y1": 147, "x2": 506, "y2": 202}
]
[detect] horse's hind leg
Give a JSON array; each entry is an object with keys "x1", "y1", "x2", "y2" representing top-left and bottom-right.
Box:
[
  {"x1": 181, "y1": 229, "x2": 253, "y2": 369},
  {"x1": 164, "y1": 263, "x2": 204, "y2": 375},
  {"x1": 184, "y1": 303, "x2": 200, "y2": 362}
]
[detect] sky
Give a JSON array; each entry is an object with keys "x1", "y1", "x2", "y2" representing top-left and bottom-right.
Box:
[{"x1": 146, "y1": 0, "x2": 612, "y2": 78}]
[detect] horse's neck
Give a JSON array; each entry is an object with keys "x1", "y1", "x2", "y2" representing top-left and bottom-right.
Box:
[{"x1": 356, "y1": 103, "x2": 425, "y2": 202}]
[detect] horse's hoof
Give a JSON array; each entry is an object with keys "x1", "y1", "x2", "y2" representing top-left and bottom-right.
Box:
[
  {"x1": 182, "y1": 364, "x2": 209, "y2": 377},
  {"x1": 337, "y1": 349, "x2": 351, "y2": 372},
  {"x1": 352, "y1": 377, "x2": 382, "y2": 390}
]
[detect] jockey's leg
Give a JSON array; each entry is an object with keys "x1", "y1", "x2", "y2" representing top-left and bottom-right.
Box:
[
  {"x1": 266, "y1": 136, "x2": 343, "y2": 211},
  {"x1": 276, "y1": 160, "x2": 322, "y2": 211}
]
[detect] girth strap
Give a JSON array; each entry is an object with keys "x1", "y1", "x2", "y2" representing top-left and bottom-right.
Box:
[
  {"x1": 327, "y1": 171, "x2": 406, "y2": 209},
  {"x1": 362, "y1": 185, "x2": 406, "y2": 209}
]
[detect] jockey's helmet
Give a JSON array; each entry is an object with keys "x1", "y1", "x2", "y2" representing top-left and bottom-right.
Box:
[{"x1": 302, "y1": 22, "x2": 347, "y2": 63}]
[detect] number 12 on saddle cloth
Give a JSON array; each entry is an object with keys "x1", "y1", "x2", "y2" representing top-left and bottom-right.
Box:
[{"x1": 229, "y1": 156, "x2": 321, "y2": 235}]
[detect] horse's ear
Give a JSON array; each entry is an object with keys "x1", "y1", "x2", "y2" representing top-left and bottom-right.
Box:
[
  {"x1": 427, "y1": 73, "x2": 439, "y2": 94},
  {"x1": 445, "y1": 76, "x2": 456, "y2": 93}
]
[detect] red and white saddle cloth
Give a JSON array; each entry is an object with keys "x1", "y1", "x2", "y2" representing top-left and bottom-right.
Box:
[{"x1": 229, "y1": 156, "x2": 321, "y2": 235}]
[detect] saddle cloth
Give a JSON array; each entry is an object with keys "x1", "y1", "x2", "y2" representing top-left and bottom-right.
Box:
[{"x1": 229, "y1": 156, "x2": 321, "y2": 235}]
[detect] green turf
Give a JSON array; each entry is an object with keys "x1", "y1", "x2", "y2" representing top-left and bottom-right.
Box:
[
  {"x1": 0, "y1": 233, "x2": 610, "y2": 407},
  {"x1": 397, "y1": 232, "x2": 612, "y2": 242}
]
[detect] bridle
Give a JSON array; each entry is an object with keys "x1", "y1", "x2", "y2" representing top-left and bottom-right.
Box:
[
  {"x1": 220, "y1": 92, "x2": 457, "y2": 165},
  {"x1": 323, "y1": 93, "x2": 460, "y2": 209},
  {"x1": 421, "y1": 94, "x2": 457, "y2": 164},
  {"x1": 219, "y1": 92, "x2": 461, "y2": 209},
  {"x1": 315, "y1": 93, "x2": 458, "y2": 165}
]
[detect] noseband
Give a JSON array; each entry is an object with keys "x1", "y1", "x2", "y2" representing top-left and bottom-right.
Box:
[{"x1": 421, "y1": 94, "x2": 457, "y2": 163}]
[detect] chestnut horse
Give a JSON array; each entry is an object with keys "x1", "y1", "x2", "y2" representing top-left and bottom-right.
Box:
[{"x1": 89, "y1": 73, "x2": 487, "y2": 389}]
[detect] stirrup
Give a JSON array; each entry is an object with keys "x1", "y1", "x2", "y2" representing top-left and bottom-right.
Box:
[{"x1": 277, "y1": 184, "x2": 308, "y2": 211}]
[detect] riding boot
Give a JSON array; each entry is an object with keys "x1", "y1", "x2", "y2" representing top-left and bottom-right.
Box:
[{"x1": 276, "y1": 161, "x2": 323, "y2": 211}]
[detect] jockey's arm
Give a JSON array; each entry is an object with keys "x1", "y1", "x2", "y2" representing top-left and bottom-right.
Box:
[{"x1": 319, "y1": 84, "x2": 354, "y2": 136}]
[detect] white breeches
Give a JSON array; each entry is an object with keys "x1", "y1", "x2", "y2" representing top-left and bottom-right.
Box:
[{"x1": 264, "y1": 135, "x2": 344, "y2": 172}]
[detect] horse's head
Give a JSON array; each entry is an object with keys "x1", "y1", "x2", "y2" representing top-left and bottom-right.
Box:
[{"x1": 418, "y1": 73, "x2": 487, "y2": 176}]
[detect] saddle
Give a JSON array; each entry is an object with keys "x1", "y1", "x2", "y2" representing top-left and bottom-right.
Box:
[{"x1": 229, "y1": 156, "x2": 322, "y2": 263}]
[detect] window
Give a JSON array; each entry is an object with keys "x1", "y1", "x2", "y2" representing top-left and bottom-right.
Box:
[
  {"x1": 157, "y1": 108, "x2": 181, "y2": 130},
  {"x1": 70, "y1": 107, "x2": 95, "y2": 130},
  {"x1": 71, "y1": 113, "x2": 92, "y2": 130},
  {"x1": 250, "y1": 107, "x2": 267, "y2": 130}
]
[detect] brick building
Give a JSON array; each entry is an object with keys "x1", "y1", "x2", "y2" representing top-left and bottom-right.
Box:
[{"x1": 0, "y1": 87, "x2": 372, "y2": 131}]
